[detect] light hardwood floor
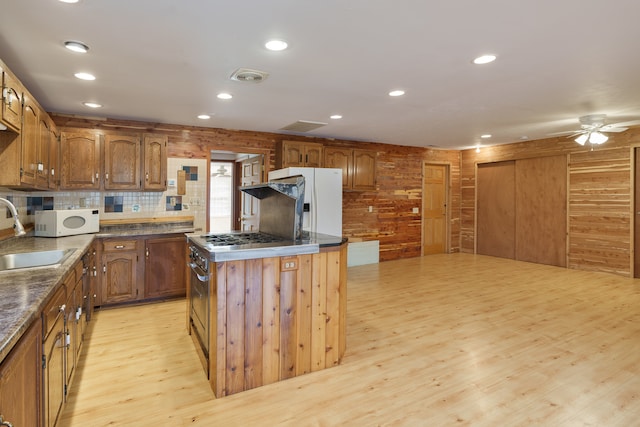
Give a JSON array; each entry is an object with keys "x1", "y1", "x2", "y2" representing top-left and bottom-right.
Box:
[{"x1": 59, "y1": 253, "x2": 640, "y2": 426}]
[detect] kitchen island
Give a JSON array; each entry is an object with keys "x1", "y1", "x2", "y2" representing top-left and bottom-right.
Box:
[{"x1": 186, "y1": 231, "x2": 348, "y2": 397}]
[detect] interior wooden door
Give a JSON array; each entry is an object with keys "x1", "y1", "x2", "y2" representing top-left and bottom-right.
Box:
[
  {"x1": 240, "y1": 155, "x2": 263, "y2": 231},
  {"x1": 476, "y1": 161, "x2": 516, "y2": 258},
  {"x1": 634, "y1": 148, "x2": 640, "y2": 277},
  {"x1": 422, "y1": 163, "x2": 448, "y2": 254},
  {"x1": 515, "y1": 155, "x2": 567, "y2": 267}
]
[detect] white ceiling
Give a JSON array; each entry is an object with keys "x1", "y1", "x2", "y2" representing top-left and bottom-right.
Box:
[{"x1": 1, "y1": 0, "x2": 640, "y2": 150}]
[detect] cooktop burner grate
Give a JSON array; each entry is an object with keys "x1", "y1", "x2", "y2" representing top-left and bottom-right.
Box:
[{"x1": 202, "y1": 232, "x2": 287, "y2": 247}]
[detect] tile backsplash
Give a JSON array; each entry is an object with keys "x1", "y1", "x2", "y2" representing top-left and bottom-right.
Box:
[{"x1": 0, "y1": 157, "x2": 207, "y2": 233}]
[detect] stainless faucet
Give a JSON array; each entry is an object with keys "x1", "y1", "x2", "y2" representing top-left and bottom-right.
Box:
[{"x1": 0, "y1": 197, "x2": 26, "y2": 236}]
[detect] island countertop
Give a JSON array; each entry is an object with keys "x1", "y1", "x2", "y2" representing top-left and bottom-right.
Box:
[{"x1": 185, "y1": 231, "x2": 347, "y2": 262}]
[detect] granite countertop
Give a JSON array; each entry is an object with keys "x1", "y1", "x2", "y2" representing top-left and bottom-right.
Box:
[
  {"x1": 0, "y1": 221, "x2": 195, "y2": 364},
  {"x1": 186, "y1": 231, "x2": 347, "y2": 262},
  {"x1": 0, "y1": 234, "x2": 95, "y2": 363}
]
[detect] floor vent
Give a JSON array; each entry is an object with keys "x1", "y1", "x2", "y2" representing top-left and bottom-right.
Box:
[{"x1": 279, "y1": 120, "x2": 328, "y2": 132}]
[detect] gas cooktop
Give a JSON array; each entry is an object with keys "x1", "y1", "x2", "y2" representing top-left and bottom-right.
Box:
[{"x1": 201, "y1": 232, "x2": 288, "y2": 247}]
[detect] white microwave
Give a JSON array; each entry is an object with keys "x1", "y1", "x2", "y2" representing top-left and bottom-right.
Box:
[{"x1": 35, "y1": 209, "x2": 100, "y2": 237}]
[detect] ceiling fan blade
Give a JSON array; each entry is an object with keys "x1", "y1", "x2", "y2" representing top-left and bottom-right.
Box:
[
  {"x1": 547, "y1": 129, "x2": 584, "y2": 137},
  {"x1": 600, "y1": 126, "x2": 628, "y2": 133}
]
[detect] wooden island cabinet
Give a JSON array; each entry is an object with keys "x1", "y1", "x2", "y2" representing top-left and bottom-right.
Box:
[{"x1": 192, "y1": 241, "x2": 348, "y2": 397}]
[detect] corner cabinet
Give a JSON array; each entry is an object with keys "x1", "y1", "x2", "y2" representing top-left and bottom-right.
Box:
[
  {"x1": 324, "y1": 147, "x2": 377, "y2": 190},
  {"x1": 276, "y1": 140, "x2": 323, "y2": 168},
  {"x1": 0, "y1": 320, "x2": 42, "y2": 427}
]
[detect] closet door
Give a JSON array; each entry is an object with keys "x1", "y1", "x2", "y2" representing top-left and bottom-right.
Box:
[
  {"x1": 515, "y1": 156, "x2": 567, "y2": 267},
  {"x1": 477, "y1": 161, "x2": 516, "y2": 258}
]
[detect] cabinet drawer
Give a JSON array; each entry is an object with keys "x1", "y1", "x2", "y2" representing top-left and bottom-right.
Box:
[
  {"x1": 42, "y1": 285, "x2": 66, "y2": 340},
  {"x1": 102, "y1": 239, "x2": 138, "y2": 252}
]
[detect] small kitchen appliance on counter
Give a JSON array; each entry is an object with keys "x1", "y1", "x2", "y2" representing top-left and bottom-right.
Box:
[{"x1": 35, "y1": 209, "x2": 100, "y2": 237}]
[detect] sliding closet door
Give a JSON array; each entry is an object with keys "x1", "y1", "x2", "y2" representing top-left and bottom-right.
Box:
[
  {"x1": 477, "y1": 161, "x2": 516, "y2": 258},
  {"x1": 515, "y1": 156, "x2": 567, "y2": 267}
]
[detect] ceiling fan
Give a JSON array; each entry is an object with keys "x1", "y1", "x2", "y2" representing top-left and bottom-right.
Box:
[
  {"x1": 211, "y1": 165, "x2": 231, "y2": 177},
  {"x1": 562, "y1": 114, "x2": 639, "y2": 146}
]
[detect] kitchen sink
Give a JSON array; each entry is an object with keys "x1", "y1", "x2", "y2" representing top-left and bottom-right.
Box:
[{"x1": 0, "y1": 248, "x2": 76, "y2": 272}]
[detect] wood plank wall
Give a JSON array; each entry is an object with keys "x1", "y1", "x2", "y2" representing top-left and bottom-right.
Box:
[
  {"x1": 462, "y1": 128, "x2": 640, "y2": 276},
  {"x1": 51, "y1": 114, "x2": 461, "y2": 262}
]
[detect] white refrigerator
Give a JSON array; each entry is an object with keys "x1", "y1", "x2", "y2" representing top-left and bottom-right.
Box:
[{"x1": 268, "y1": 167, "x2": 342, "y2": 237}]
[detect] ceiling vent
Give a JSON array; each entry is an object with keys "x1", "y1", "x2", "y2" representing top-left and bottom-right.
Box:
[
  {"x1": 279, "y1": 120, "x2": 328, "y2": 133},
  {"x1": 230, "y1": 68, "x2": 269, "y2": 83}
]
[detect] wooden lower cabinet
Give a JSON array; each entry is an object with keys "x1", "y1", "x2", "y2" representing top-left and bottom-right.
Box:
[
  {"x1": 42, "y1": 285, "x2": 66, "y2": 427},
  {"x1": 145, "y1": 235, "x2": 186, "y2": 299},
  {"x1": 100, "y1": 235, "x2": 186, "y2": 306},
  {"x1": 100, "y1": 238, "x2": 141, "y2": 305},
  {"x1": 201, "y1": 243, "x2": 348, "y2": 397},
  {"x1": 0, "y1": 320, "x2": 42, "y2": 427}
]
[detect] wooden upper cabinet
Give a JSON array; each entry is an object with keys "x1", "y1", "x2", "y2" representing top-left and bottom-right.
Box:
[
  {"x1": 20, "y1": 93, "x2": 39, "y2": 188},
  {"x1": 276, "y1": 140, "x2": 323, "y2": 168},
  {"x1": 104, "y1": 134, "x2": 141, "y2": 190},
  {"x1": 61, "y1": 132, "x2": 102, "y2": 190},
  {"x1": 324, "y1": 147, "x2": 353, "y2": 188},
  {"x1": 37, "y1": 112, "x2": 52, "y2": 189},
  {"x1": 0, "y1": 63, "x2": 23, "y2": 132},
  {"x1": 352, "y1": 149, "x2": 376, "y2": 190},
  {"x1": 143, "y1": 133, "x2": 167, "y2": 190},
  {"x1": 324, "y1": 147, "x2": 376, "y2": 190},
  {"x1": 47, "y1": 120, "x2": 60, "y2": 190}
]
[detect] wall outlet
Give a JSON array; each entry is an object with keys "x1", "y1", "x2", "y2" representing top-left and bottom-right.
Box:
[
  {"x1": 412, "y1": 207, "x2": 419, "y2": 214},
  {"x1": 368, "y1": 206, "x2": 373, "y2": 213}
]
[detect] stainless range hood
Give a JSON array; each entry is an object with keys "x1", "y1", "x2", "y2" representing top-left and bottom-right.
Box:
[{"x1": 240, "y1": 176, "x2": 305, "y2": 240}]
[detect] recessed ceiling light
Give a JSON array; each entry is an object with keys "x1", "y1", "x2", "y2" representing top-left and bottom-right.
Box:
[
  {"x1": 330, "y1": 114, "x2": 342, "y2": 120},
  {"x1": 389, "y1": 90, "x2": 405, "y2": 97},
  {"x1": 59, "y1": 0, "x2": 80, "y2": 3},
  {"x1": 217, "y1": 93, "x2": 232, "y2": 100},
  {"x1": 65, "y1": 41, "x2": 89, "y2": 53},
  {"x1": 74, "y1": 72, "x2": 95, "y2": 81},
  {"x1": 83, "y1": 102, "x2": 102, "y2": 108},
  {"x1": 473, "y1": 54, "x2": 497, "y2": 65},
  {"x1": 197, "y1": 114, "x2": 211, "y2": 120},
  {"x1": 480, "y1": 134, "x2": 492, "y2": 139},
  {"x1": 265, "y1": 40, "x2": 288, "y2": 51}
]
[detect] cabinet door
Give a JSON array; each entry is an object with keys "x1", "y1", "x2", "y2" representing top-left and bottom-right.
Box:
[
  {"x1": 64, "y1": 283, "x2": 77, "y2": 385},
  {"x1": 144, "y1": 236, "x2": 186, "y2": 299},
  {"x1": 61, "y1": 132, "x2": 102, "y2": 190},
  {"x1": 143, "y1": 134, "x2": 167, "y2": 190},
  {"x1": 48, "y1": 122, "x2": 60, "y2": 190},
  {"x1": 43, "y1": 314, "x2": 65, "y2": 427},
  {"x1": 0, "y1": 68, "x2": 22, "y2": 132},
  {"x1": 324, "y1": 147, "x2": 352, "y2": 189},
  {"x1": 37, "y1": 113, "x2": 51, "y2": 189},
  {"x1": 101, "y1": 240, "x2": 139, "y2": 305},
  {"x1": 0, "y1": 320, "x2": 42, "y2": 427},
  {"x1": 281, "y1": 141, "x2": 305, "y2": 167},
  {"x1": 352, "y1": 149, "x2": 376, "y2": 190},
  {"x1": 21, "y1": 94, "x2": 39, "y2": 187},
  {"x1": 304, "y1": 144, "x2": 323, "y2": 167},
  {"x1": 104, "y1": 133, "x2": 141, "y2": 190}
]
